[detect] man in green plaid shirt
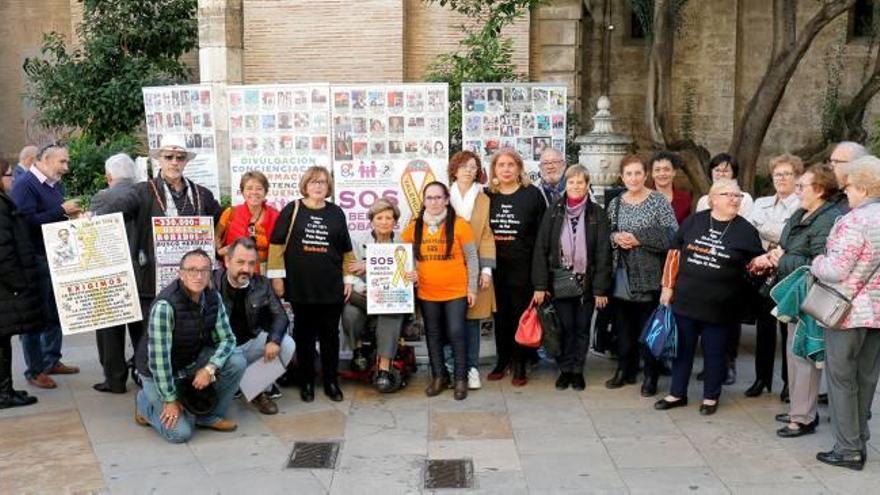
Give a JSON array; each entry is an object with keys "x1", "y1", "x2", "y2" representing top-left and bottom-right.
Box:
[{"x1": 134, "y1": 249, "x2": 246, "y2": 443}]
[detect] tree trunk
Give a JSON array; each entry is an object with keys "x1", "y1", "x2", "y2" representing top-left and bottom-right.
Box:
[
  {"x1": 645, "y1": 0, "x2": 674, "y2": 147},
  {"x1": 729, "y1": 0, "x2": 855, "y2": 193}
]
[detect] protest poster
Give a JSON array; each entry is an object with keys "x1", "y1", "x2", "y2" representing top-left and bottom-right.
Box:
[
  {"x1": 42, "y1": 213, "x2": 142, "y2": 335},
  {"x1": 152, "y1": 216, "x2": 215, "y2": 294},
  {"x1": 460, "y1": 83, "x2": 567, "y2": 181},
  {"x1": 331, "y1": 83, "x2": 449, "y2": 233},
  {"x1": 227, "y1": 84, "x2": 332, "y2": 209},
  {"x1": 142, "y1": 84, "x2": 221, "y2": 197},
  {"x1": 366, "y1": 243, "x2": 414, "y2": 315}
]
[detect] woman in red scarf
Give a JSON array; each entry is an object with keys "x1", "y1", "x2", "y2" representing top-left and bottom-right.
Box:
[{"x1": 217, "y1": 171, "x2": 279, "y2": 273}]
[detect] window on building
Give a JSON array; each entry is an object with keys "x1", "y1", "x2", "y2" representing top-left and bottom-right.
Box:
[
  {"x1": 630, "y1": 10, "x2": 646, "y2": 40},
  {"x1": 850, "y1": 0, "x2": 876, "y2": 40}
]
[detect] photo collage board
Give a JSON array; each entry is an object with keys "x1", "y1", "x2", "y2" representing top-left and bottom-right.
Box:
[
  {"x1": 227, "y1": 84, "x2": 332, "y2": 209},
  {"x1": 330, "y1": 83, "x2": 449, "y2": 233},
  {"x1": 460, "y1": 83, "x2": 567, "y2": 181},
  {"x1": 142, "y1": 84, "x2": 220, "y2": 197}
]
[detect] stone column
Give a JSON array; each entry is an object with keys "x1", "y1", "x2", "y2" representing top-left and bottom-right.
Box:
[
  {"x1": 198, "y1": 0, "x2": 243, "y2": 200},
  {"x1": 530, "y1": 1, "x2": 584, "y2": 115}
]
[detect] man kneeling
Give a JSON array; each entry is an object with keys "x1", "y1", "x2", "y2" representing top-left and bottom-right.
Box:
[
  {"x1": 134, "y1": 249, "x2": 246, "y2": 443},
  {"x1": 214, "y1": 237, "x2": 294, "y2": 414}
]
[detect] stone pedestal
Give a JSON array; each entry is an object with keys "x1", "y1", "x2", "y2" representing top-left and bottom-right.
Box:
[{"x1": 575, "y1": 96, "x2": 632, "y2": 204}]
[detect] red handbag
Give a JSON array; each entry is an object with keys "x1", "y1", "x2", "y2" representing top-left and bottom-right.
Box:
[{"x1": 515, "y1": 302, "x2": 542, "y2": 348}]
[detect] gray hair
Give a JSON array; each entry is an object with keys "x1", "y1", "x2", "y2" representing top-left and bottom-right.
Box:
[
  {"x1": 539, "y1": 147, "x2": 564, "y2": 164},
  {"x1": 104, "y1": 153, "x2": 136, "y2": 180},
  {"x1": 835, "y1": 141, "x2": 869, "y2": 161},
  {"x1": 846, "y1": 155, "x2": 880, "y2": 197},
  {"x1": 19, "y1": 145, "x2": 37, "y2": 164}
]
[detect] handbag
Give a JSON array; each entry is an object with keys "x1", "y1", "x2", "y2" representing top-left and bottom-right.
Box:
[
  {"x1": 266, "y1": 199, "x2": 301, "y2": 277},
  {"x1": 537, "y1": 301, "x2": 563, "y2": 357},
  {"x1": 612, "y1": 264, "x2": 632, "y2": 300},
  {"x1": 640, "y1": 304, "x2": 677, "y2": 360},
  {"x1": 801, "y1": 260, "x2": 880, "y2": 329},
  {"x1": 515, "y1": 302, "x2": 542, "y2": 348},
  {"x1": 552, "y1": 267, "x2": 583, "y2": 299}
]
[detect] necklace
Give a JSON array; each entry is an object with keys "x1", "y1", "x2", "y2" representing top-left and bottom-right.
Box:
[{"x1": 708, "y1": 215, "x2": 733, "y2": 242}]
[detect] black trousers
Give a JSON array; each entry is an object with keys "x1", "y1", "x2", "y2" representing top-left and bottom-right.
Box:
[
  {"x1": 613, "y1": 297, "x2": 660, "y2": 379},
  {"x1": 592, "y1": 299, "x2": 617, "y2": 355},
  {"x1": 422, "y1": 298, "x2": 468, "y2": 381},
  {"x1": 554, "y1": 296, "x2": 595, "y2": 373},
  {"x1": 293, "y1": 303, "x2": 343, "y2": 387},
  {"x1": 95, "y1": 321, "x2": 143, "y2": 391},
  {"x1": 493, "y1": 271, "x2": 532, "y2": 369}
]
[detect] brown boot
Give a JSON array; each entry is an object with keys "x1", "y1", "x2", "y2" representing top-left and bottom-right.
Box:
[
  {"x1": 251, "y1": 392, "x2": 278, "y2": 415},
  {"x1": 453, "y1": 379, "x2": 468, "y2": 401},
  {"x1": 27, "y1": 373, "x2": 57, "y2": 389},
  {"x1": 425, "y1": 375, "x2": 450, "y2": 397}
]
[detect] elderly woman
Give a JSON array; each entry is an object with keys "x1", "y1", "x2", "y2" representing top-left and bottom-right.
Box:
[
  {"x1": 447, "y1": 151, "x2": 495, "y2": 390},
  {"x1": 656, "y1": 179, "x2": 764, "y2": 415},
  {"x1": 650, "y1": 151, "x2": 692, "y2": 225},
  {"x1": 403, "y1": 182, "x2": 478, "y2": 400},
  {"x1": 268, "y1": 166, "x2": 354, "y2": 403},
  {"x1": 696, "y1": 153, "x2": 754, "y2": 216},
  {"x1": 606, "y1": 155, "x2": 678, "y2": 396},
  {"x1": 486, "y1": 149, "x2": 546, "y2": 386},
  {"x1": 812, "y1": 156, "x2": 880, "y2": 471},
  {"x1": 216, "y1": 171, "x2": 279, "y2": 274},
  {"x1": 752, "y1": 165, "x2": 842, "y2": 436},
  {"x1": 532, "y1": 165, "x2": 612, "y2": 390},
  {"x1": 744, "y1": 154, "x2": 803, "y2": 398},
  {"x1": 343, "y1": 199, "x2": 411, "y2": 393}
]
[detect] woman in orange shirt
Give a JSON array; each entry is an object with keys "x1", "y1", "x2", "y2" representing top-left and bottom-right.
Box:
[
  {"x1": 216, "y1": 171, "x2": 279, "y2": 274},
  {"x1": 403, "y1": 182, "x2": 478, "y2": 400}
]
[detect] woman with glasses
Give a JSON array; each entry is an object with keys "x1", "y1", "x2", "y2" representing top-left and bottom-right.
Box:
[
  {"x1": 267, "y1": 166, "x2": 353, "y2": 403},
  {"x1": 696, "y1": 153, "x2": 754, "y2": 217},
  {"x1": 752, "y1": 164, "x2": 842, "y2": 437},
  {"x1": 403, "y1": 182, "x2": 478, "y2": 400},
  {"x1": 744, "y1": 155, "x2": 803, "y2": 398},
  {"x1": 656, "y1": 179, "x2": 764, "y2": 415},
  {"x1": 216, "y1": 171, "x2": 279, "y2": 274}
]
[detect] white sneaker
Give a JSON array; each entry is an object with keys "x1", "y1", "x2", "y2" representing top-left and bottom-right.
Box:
[{"x1": 468, "y1": 367, "x2": 482, "y2": 390}]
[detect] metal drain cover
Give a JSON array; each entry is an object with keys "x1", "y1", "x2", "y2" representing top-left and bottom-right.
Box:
[
  {"x1": 424, "y1": 458, "x2": 474, "y2": 489},
  {"x1": 286, "y1": 442, "x2": 340, "y2": 469}
]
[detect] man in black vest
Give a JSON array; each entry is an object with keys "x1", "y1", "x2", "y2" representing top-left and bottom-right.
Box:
[
  {"x1": 213, "y1": 237, "x2": 294, "y2": 415},
  {"x1": 134, "y1": 249, "x2": 246, "y2": 443}
]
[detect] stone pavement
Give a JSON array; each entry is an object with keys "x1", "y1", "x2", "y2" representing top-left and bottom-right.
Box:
[{"x1": 2, "y1": 329, "x2": 880, "y2": 494}]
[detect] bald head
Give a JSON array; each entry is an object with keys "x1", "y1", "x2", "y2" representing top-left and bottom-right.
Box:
[
  {"x1": 19, "y1": 145, "x2": 37, "y2": 168},
  {"x1": 539, "y1": 148, "x2": 566, "y2": 186}
]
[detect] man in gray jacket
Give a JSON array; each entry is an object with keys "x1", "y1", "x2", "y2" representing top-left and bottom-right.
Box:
[{"x1": 89, "y1": 153, "x2": 142, "y2": 393}]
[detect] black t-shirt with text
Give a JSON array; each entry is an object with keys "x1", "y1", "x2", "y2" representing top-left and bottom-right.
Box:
[
  {"x1": 222, "y1": 282, "x2": 251, "y2": 346},
  {"x1": 487, "y1": 185, "x2": 546, "y2": 284},
  {"x1": 672, "y1": 211, "x2": 764, "y2": 324}
]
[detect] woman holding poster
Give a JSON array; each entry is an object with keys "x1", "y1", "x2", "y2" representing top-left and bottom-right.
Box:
[
  {"x1": 403, "y1": 182, "x2": 478, "y2": 401},
  {"x1": 268, "y1": 166, "x2": 354, "y2": 403},
  {"x1": 486, "y1": 149, "x2": 546, "y2": 387},
  {"x1": 448, "y1": 151, "x2": 495, "y2": 390},
  {"x1": 216, "y1": 171, "x2": 279, "y2": 273}
]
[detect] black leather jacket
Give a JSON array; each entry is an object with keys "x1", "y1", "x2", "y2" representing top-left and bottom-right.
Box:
[{"x1": 212, "y1": 268, "x2": 289, "y2": 344}]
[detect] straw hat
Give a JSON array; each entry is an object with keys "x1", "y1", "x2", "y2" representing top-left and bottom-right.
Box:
[{"x1": 150, "y1": 135, "x2": 197, "y2": 161}]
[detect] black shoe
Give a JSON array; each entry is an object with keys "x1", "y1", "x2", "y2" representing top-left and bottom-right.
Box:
[
  {"x1": 300, "y1": 382, "x2": 315, "y2": 403},
  {"x1": 267, "y1": 383, "x2": 283, "y2": 400},
  {"x1": 375, "y1": 370, "x2": 394, "y2": 393},
  {"x1": 625, "y1": 375, "x2": 638, "y2": 385},
  {"x1": 816, "y1": 450, "x2": 865, "y2": 471},
  {"x1": 744, "y1": 379, "x2": 771, "y2": 398},
  {"x1": 324, "y1": 382, "x2": 344, "y2": 402},
  {"x1": 0, "y1": 389, "x2": 38, "y2": 409},
  {"x1": 818, "y1": 393, "x2": 828, "y2": 405},
  {"x1": 605, "y1": 370, "x2": 626, "y2": 389},
  {"x1": 654, "y1": 397, "x2": 688, "y2": 410},
  {"x1": 93, "y1": 382, "x2": 126, "y2": 394},
  {"x1": 723, "y1": 367, "x2": 736, "y2": 386},
  {"x1": 696, "y1": 370, "x2": 705, "y2": 381},
  {"x1": 571, "y1": 373, "x2": 586, "y2": 391},
  {"x1": 775, "y1": 413, "x2": 790, "y2": 424},
  {"x1": 640, "y1": 376, "x2": 658, "y2": 397},
  {"x1": 699, "y1": 402, "x2": 718, "y2": 416},
  {"x1": 780, "y1": 384, "x2": 789, "y2": 403},
  {"x1": 777, "y1": 422, "x2": 816, "y2": 438},
  {"x1": 555, "y1": 373, "x2": 571, "y2": 390},
  {"x1": 453, "y1": 380, "x2": 468, "y2": 401}
]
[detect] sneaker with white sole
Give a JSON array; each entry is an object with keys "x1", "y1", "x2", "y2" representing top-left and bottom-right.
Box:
[
  {"x1": 267, "y1": 383, "x2": 282, "y2": 399},
  {"x1": 468, "y1": 367, "x2": 482, "y2": 390}
]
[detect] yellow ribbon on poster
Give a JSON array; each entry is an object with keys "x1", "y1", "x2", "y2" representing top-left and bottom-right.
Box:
[
  {"x1": 391, "y1": 245, "x2": 408, "y2": 287},
  {"x1": 400, "y1": 159, "x2": 435, "y2": 217}
]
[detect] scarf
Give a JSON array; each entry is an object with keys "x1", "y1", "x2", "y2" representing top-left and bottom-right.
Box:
[
  {"x1": 161, "y1": 176, "x2": 197, "y2": 216},
  {"x1": 541, "y1": 179, "x2": 565, "y2": 205},
  {"x1": 449, "y1": 182, "x2": 481, "y2": 220},
  {"x1": 423, "y1": 209, "x2": 447, "y2": 235},
  {"x1": 561, "y1": 195, "x2": 588, "y2": 275}
]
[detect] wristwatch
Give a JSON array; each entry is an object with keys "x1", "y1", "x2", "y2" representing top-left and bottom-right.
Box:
[{"x1": 204, "y1": 364, "x2": 217, "y2": 382}]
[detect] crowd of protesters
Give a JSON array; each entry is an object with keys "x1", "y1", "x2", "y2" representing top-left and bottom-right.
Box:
[{"x1": 0, "y1": 137, "x2": 878, "y2": 469}]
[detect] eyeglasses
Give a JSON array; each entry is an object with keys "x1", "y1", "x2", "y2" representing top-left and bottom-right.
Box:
[
  {"x1": 181, "y1": 267, "x2": 211, "y2": 277},
  {"x1": 829, "y1": 158, "x2": 848, "y2": 166},
  {"x1": 772, "y1": 172, "x2": 795, "y2": 179},
  {"x1": 795, "y1": 182, "x2": 814, "y2": 191},
  {"x1": 716, "y1": 192, "x2": 744, "y2": 200},
  {"x1": 37, "y1": 141, "x2": 63, "y2": 160},
  {"x1": 424, "y1": 195, "x2": 446, "y2": 202},
  {"x1": 459, "y1": 164, "x2": 479, "y2": 172},
  {"x1": 540, "y1": 159, "x2": 564, "y2": 166},
  {"x1": 308, "y1": 179, "x2": 328, "y2": 186},
  {"x1": 161, "y1": 154, "x2": 188, "y2": 162}
]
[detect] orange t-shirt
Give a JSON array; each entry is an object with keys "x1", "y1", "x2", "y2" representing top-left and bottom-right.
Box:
[{"x1": 402, "y1": 217, "x2": 474, "y2": 302}]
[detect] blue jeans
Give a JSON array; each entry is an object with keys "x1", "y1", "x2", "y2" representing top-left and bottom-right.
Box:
[
  {"x1": 136, "y1": 350, "x2": 246, "y2": 443},
  {"x1": 444, "y1": 319, "x2": 481, "y2": 370},
  {"x1": 669, "y1": 313, "x2": 733, "y2": 401},
  {"x1": 421, "y1": 298, "x2": 468, "y2": 381},
  {"x1": 21, "y1": 257, "x2": 62, "y2": 378}
]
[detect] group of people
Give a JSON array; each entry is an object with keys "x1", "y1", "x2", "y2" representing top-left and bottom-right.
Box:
[{"x1": 0, "y1": 137, "x2": 878, "y2": 471}]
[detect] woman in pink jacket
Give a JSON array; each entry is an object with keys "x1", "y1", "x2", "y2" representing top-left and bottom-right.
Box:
[{"x1": 811, "y1": 156, "x2": 880, "y2": 471}]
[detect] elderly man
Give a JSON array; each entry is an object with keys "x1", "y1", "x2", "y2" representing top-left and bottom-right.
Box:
[
  {"x1": 213, "y1": 238, "x2": 294, "y2": 415},
  {"x1": 89, "y1": 153, "x2": 143, "y2": 393},
  {"x1": 133, "y1": 136, "x2": 221, "y2": 319},
  {"x1": 12, "y1": 145, "x2": 37, "y2": 186},
  {"x1": 535, "y1": 148, "x2": 567, "y2": 205},
  {"x1": 134, "y1": 249, "x2": 246, "y2": 443},
  {"x1": 11, "y1": 142, "x2": 82, "y2": 389},
  {"x1": 827, "y1": 141, "x2": 869, "y2": 212}
]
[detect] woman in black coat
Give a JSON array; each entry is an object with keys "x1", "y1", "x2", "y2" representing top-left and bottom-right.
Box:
[{"x1": 0, "y1": 160, "x2": 43, "y2": 409}]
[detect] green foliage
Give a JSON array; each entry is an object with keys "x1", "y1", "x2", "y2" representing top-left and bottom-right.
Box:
[
  {"x1": 565, "y1": 109, "x2": 581, "y2": 166},
  {"x1": 869, "y1": 118, "x2": 880, "y2": 156},
  {"x1": 424, "y1": 0, "x2": 544, "y2": 152},
  {"x1": 66, "y1": 134, "x2": 144, "y2": 205},
  {"x1": 680, "y1": 81, "x2": 696, "y2": 141},
  {"x1": 23, "y1": 0, "x2": 198, "y2": 144},
  {"x1": 821, "y1": 37, "x2": 846, "y2": 142}
]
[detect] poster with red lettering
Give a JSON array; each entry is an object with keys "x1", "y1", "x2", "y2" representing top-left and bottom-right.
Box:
[
  {"x1": 42, "y1": 213, "x2": 142, "y2": 335},
  {"x1": 152, "y1": 216, "x2": 215, "y2": 294}
]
